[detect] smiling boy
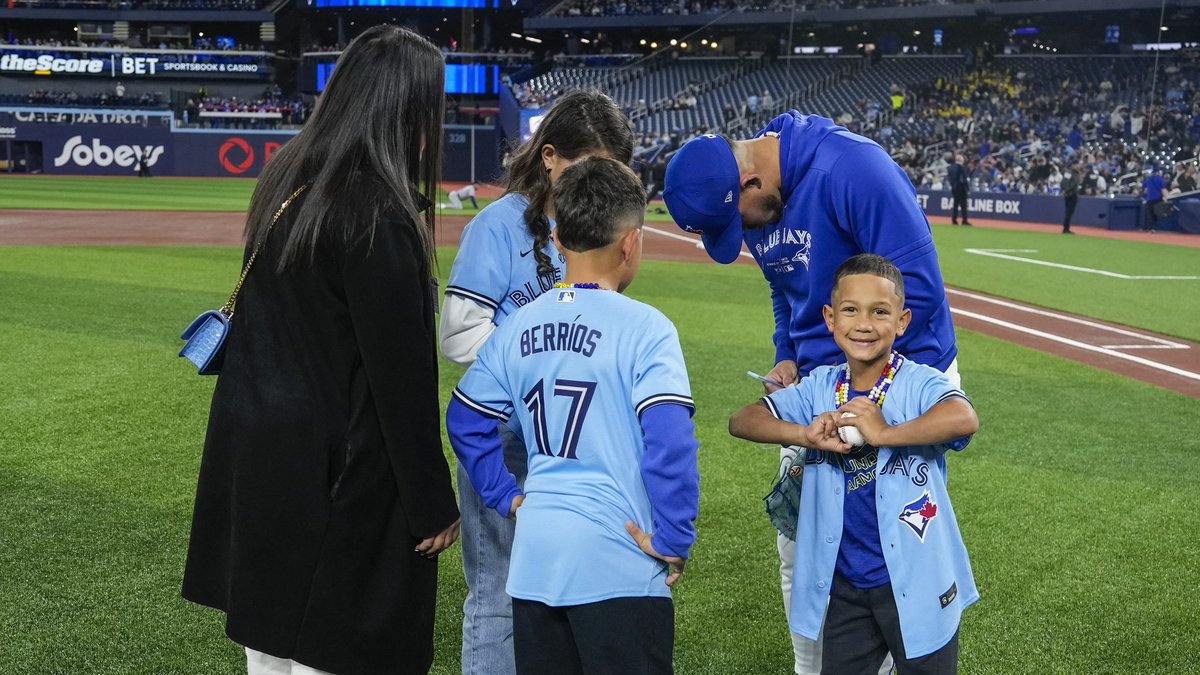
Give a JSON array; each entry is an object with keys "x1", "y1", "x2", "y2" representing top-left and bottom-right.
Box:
[{"x1": 729, "y1": 253, "x2": 980, "y2": 674}]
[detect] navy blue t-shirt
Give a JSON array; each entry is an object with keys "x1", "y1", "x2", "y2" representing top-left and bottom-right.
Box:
[{"x1": 834, "y1": 390, "x2": 889, "y2": 589}]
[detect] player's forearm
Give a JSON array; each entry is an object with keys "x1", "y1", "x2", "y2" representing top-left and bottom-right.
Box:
[
  {"x1": 639, "y1": 403, "x2": 700, "y2": 559},
  {"x1": 729, "y1": 401, "x2": 803, "y2": 446},
  {"x1": 446, "y1": 397, "x2": 522, "y2": 517},
  {"x1": 876, "y1": 397, "x2": 978, "y2": 449}
]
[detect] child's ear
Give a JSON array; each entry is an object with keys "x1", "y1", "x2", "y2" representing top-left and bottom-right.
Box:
[
  {"x1": 897, "y1": 307, "x2": 912, "y2": 336},
  {"x1": 541, "y1": 144, "x2": 557, "y2": 173},
  {"x1": 551, "y1": 228, "x2": 561, "y2": 249},
  {"x1": 822, "y1": 304, "x2": 835, "y2": 333},
  {"x1": 621, "y1": 227, "x2": 641, "y2": 262}
]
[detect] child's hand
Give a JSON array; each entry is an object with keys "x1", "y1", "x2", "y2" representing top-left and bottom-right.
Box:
[
  {"x1": 625, "y1": 521, "x2": 686, "y2": 586},
  {"x1": 801, "y1": 414, "x2": 853, "y2": 454},
  {"x1": 508, "y1": 495, "x2": 525, "y2": 521},
  {"x1": 836, "y1": 398, "x2": 889, "y2": 446}
]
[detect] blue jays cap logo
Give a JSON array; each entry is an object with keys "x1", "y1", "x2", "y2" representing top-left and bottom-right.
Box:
[{"x1": 898, "y1": 491, "x2": 938, "y2": 542}]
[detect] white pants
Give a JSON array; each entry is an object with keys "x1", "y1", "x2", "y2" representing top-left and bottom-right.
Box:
[
  {"x1": 776, "y1": 358, "x2": 960, "y2": 674},
  {"x1": 246, "y1": 647, "x2": 336, "y2": 675}
]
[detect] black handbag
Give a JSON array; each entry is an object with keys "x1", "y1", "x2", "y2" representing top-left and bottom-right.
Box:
[{"x1": 179, "y1": 185, "x2": 308, "y2": 375}]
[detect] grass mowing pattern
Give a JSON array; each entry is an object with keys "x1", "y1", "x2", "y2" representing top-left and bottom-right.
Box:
[
  {"x1": 1, "y1": 246, "x2": 1198, "y2": 673},
  {"x1": 0, "y1": 176, "x2": 493, "y2": 216},
  {"x1": 930, "y1": 224, "x2": 1200, "y2": 340}
]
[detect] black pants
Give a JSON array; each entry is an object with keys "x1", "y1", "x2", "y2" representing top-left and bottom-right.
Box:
[
  {"x1": 950, "y1": 189, "x2": 969, "y2": 224},
  {"x1": 1063, "y1": 194, "x2": 1078, "y2": 231},
  {"x1": 1146, "y1": 200, "x2": 1163, "y2": 231},
  {"x1": 513, "y1": 597, "x2": 674, "y2": 675},
  {"x1": 821, "y1": 574, "x2": 959, "y2": 675}
]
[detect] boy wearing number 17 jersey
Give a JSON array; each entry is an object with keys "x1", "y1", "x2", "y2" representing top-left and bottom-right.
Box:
[{"x1": 447, "y1": 157, "x2": 700, "y2": 674}]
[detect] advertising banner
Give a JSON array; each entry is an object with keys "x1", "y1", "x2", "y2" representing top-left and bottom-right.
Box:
[
  {"x1": 916, "y1": 189, "x2": 1147, "y2": 231},
  {"x1": 0, "y1": 48, "x2": 270, "y2": 80}
]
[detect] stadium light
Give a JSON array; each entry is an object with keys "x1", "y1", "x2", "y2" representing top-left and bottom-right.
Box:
[
  {"x1": 710, "y1": 42, "x2": 718, "y2": 49},
  {"x1": 511, "y1": 32, "x2": 523, "y2": 38},
  {"x1": 701, "y1": 39, "x2": 708, "y2": 45},
  {"x1": 680, "y1": 42, "x2": 688, "y2": 49},
  {"x1": 670, "y1": 39, "x2": 678, "y2": 46},
  {"x1": 651, "y1": 42, "x2": 658, "y2": 49},
  {"x1": 1161, "y1": 26, "x2": 1169, "y2": 31},
  {"x1": 525, "y1": 35, "x2": 542, "y2": 44},
  {"x1": 581, "y1": 38, "x2": 591, "y2": 44},
  {"x1": 640, "y1": 39, "x2": 647, "y2": 45}
]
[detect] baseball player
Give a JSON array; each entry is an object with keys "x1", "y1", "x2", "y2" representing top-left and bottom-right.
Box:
[
  {"x1": 447, "y1": 157, "x2": 700, "y2": 674},
  {"x1": 439, "y1": 89, "x2": 634, "y2": 675},
  {"x1": 664, "y1": 112, "x2": 960, "y2": 675}
]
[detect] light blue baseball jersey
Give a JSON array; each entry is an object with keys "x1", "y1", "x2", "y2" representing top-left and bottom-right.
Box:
[
  {"x1": 763, "y1": 359, "x2": 977, "y2": 659},
  {"x1": 444, "y1": 192, "x2": 565, "y2": 324},
  {"x1": 453, "y1": 287, "x2": 695, "y2": 606}
]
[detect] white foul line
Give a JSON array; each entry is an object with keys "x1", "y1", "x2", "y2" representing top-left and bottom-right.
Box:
[
  {"x1": 964, "y1": 248, "x2": 1200, "y2": 280},
  {"x1": 644, "y1": 225, "x2": 755, "y2": 259},
  {"x1": 945, "y1": 288, "x2": 1190, "y2": 350},
  {"x1": 950, "y1": 307, "x2": 1200, "y2": 382}
]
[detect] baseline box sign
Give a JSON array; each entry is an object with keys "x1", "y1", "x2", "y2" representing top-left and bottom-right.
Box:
[
  {"x1": 0, "y1": 50, "x2": 267, "y2": 79},
  {"x1": 916, "y1": 189, "x2": 1125, "y2": 229}
]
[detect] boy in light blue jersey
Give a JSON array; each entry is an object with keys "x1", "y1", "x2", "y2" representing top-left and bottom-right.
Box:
[
  {"x1": 448, "y1": 156, "x2": 699, "y2": 674},
  {"x1": 439, "y1": 89, "x2": 635, "y2": 675},
  {"x1": 730, "y1": 254, "x2": 980, "y2": 674}
]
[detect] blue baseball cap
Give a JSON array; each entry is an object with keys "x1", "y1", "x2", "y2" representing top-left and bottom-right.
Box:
[{"x1": 663, "y1": 135, "x2": 744, "y2": 264}]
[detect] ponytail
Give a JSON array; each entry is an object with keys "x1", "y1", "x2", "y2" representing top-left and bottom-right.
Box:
[{"x1": 502, "y1": 89, "x2": 635, "y2": 277}]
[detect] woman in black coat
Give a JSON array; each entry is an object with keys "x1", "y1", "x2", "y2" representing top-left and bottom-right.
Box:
[{"x1": 182, "y1": 26, "x2": 460, "y2": 675}]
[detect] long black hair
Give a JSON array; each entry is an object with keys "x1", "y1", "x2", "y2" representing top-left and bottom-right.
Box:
[
  {"x1": 245, "y1": 25, "x2": 444, "y2": 273},
  {"x1": 503, "y1": 89, "x2": 634, "y2": 277}
]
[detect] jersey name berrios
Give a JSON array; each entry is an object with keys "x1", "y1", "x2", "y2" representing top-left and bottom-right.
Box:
[
  {"x1": 454, "y1": 287, "x2": 694, "y2": 605},
  {"x1": 444, "y1": 192, "x2": 565, "y2": 324}
]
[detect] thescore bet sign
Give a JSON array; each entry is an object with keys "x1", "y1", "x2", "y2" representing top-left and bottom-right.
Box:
[{"x1": 0, "y1": 52, "x2": 261, "y2": 78}]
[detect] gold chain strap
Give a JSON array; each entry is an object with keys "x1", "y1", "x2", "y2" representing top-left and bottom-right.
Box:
[{"x1": 220, "y1": 184, "x2": 309, "y2": 317}]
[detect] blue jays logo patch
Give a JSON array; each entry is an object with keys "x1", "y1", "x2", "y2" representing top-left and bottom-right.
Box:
[{"x1": 898, "y1": 491, "x2": 938, "y2": 542}]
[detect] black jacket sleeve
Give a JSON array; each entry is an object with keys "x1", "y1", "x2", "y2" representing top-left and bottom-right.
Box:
[{"x1": 342, "y1": 215, "x2": 459, "y2": 538}]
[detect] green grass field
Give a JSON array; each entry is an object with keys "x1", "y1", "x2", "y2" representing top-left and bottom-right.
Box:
[{"x1": 2, "y1": 178, "x2": 1199, "y2": 673}]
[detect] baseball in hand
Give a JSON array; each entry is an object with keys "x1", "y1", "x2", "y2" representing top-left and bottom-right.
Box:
[{"x1": 838, "y1": 412, "x2": 865, "y2": 447}]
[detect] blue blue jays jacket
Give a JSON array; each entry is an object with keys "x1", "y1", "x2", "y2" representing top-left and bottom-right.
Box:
[
  {"x1": 763, "y1": 361, "x2": 978, "y2": 659},
  {"x1": 744, "y1": 113, "x2": 958, "y2": 377}
]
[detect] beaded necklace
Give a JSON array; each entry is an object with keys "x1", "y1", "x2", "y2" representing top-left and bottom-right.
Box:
[
  {"x1": 554, "y1": 282, "x2": 605, "y2": 290},
  {"x1": 835, "y1": 350, "x2": 903, "y2": 408}
]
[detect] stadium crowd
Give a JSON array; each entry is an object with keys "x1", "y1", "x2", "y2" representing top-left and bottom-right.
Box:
[{"x1": 852, "y1": 54, "x2": 1200, "y2": 196}]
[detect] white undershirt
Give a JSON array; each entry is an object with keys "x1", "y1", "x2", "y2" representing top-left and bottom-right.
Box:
[{"x1": 439, "y1": 293, "x2": 497, "y2": 368}]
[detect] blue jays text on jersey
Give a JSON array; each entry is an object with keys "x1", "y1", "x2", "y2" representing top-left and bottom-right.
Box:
[{"x1": 444, "y1": 192, "x2": 566, "y2": 324}]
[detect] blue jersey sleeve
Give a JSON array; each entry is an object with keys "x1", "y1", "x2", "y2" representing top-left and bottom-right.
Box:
[
  {"x1": 762, "y1": 373, "x2": 818, "y2": 425},
  {"x1": 831, "y1": 142, "x2": 950, "y2": 364},
  {"x1": 445, "y1": 208, "x2": 514, "y2": 313},
  {"x1": 912, "y1": 367, "x2": 973, "y2": 453},
  {"x1": 769, "y1": 279, "x2": 796, "y2": 365},
  {"x1": 638, "y1": 403, "x2": 700, "y2": 559},
  {"x1": 449, "y1": 337, "x2": 523, "y2": 516},
  {"x1": 631, "y1": 314, "x2": 695, "y2": 419}
]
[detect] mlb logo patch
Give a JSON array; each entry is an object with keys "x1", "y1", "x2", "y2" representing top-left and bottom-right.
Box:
[
  {"x1": 898, "y1": 491, "x2": 938, "y2": 542},
  {"x1": 556, "y1": 290, "x2": 576, "y2": 303}
]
